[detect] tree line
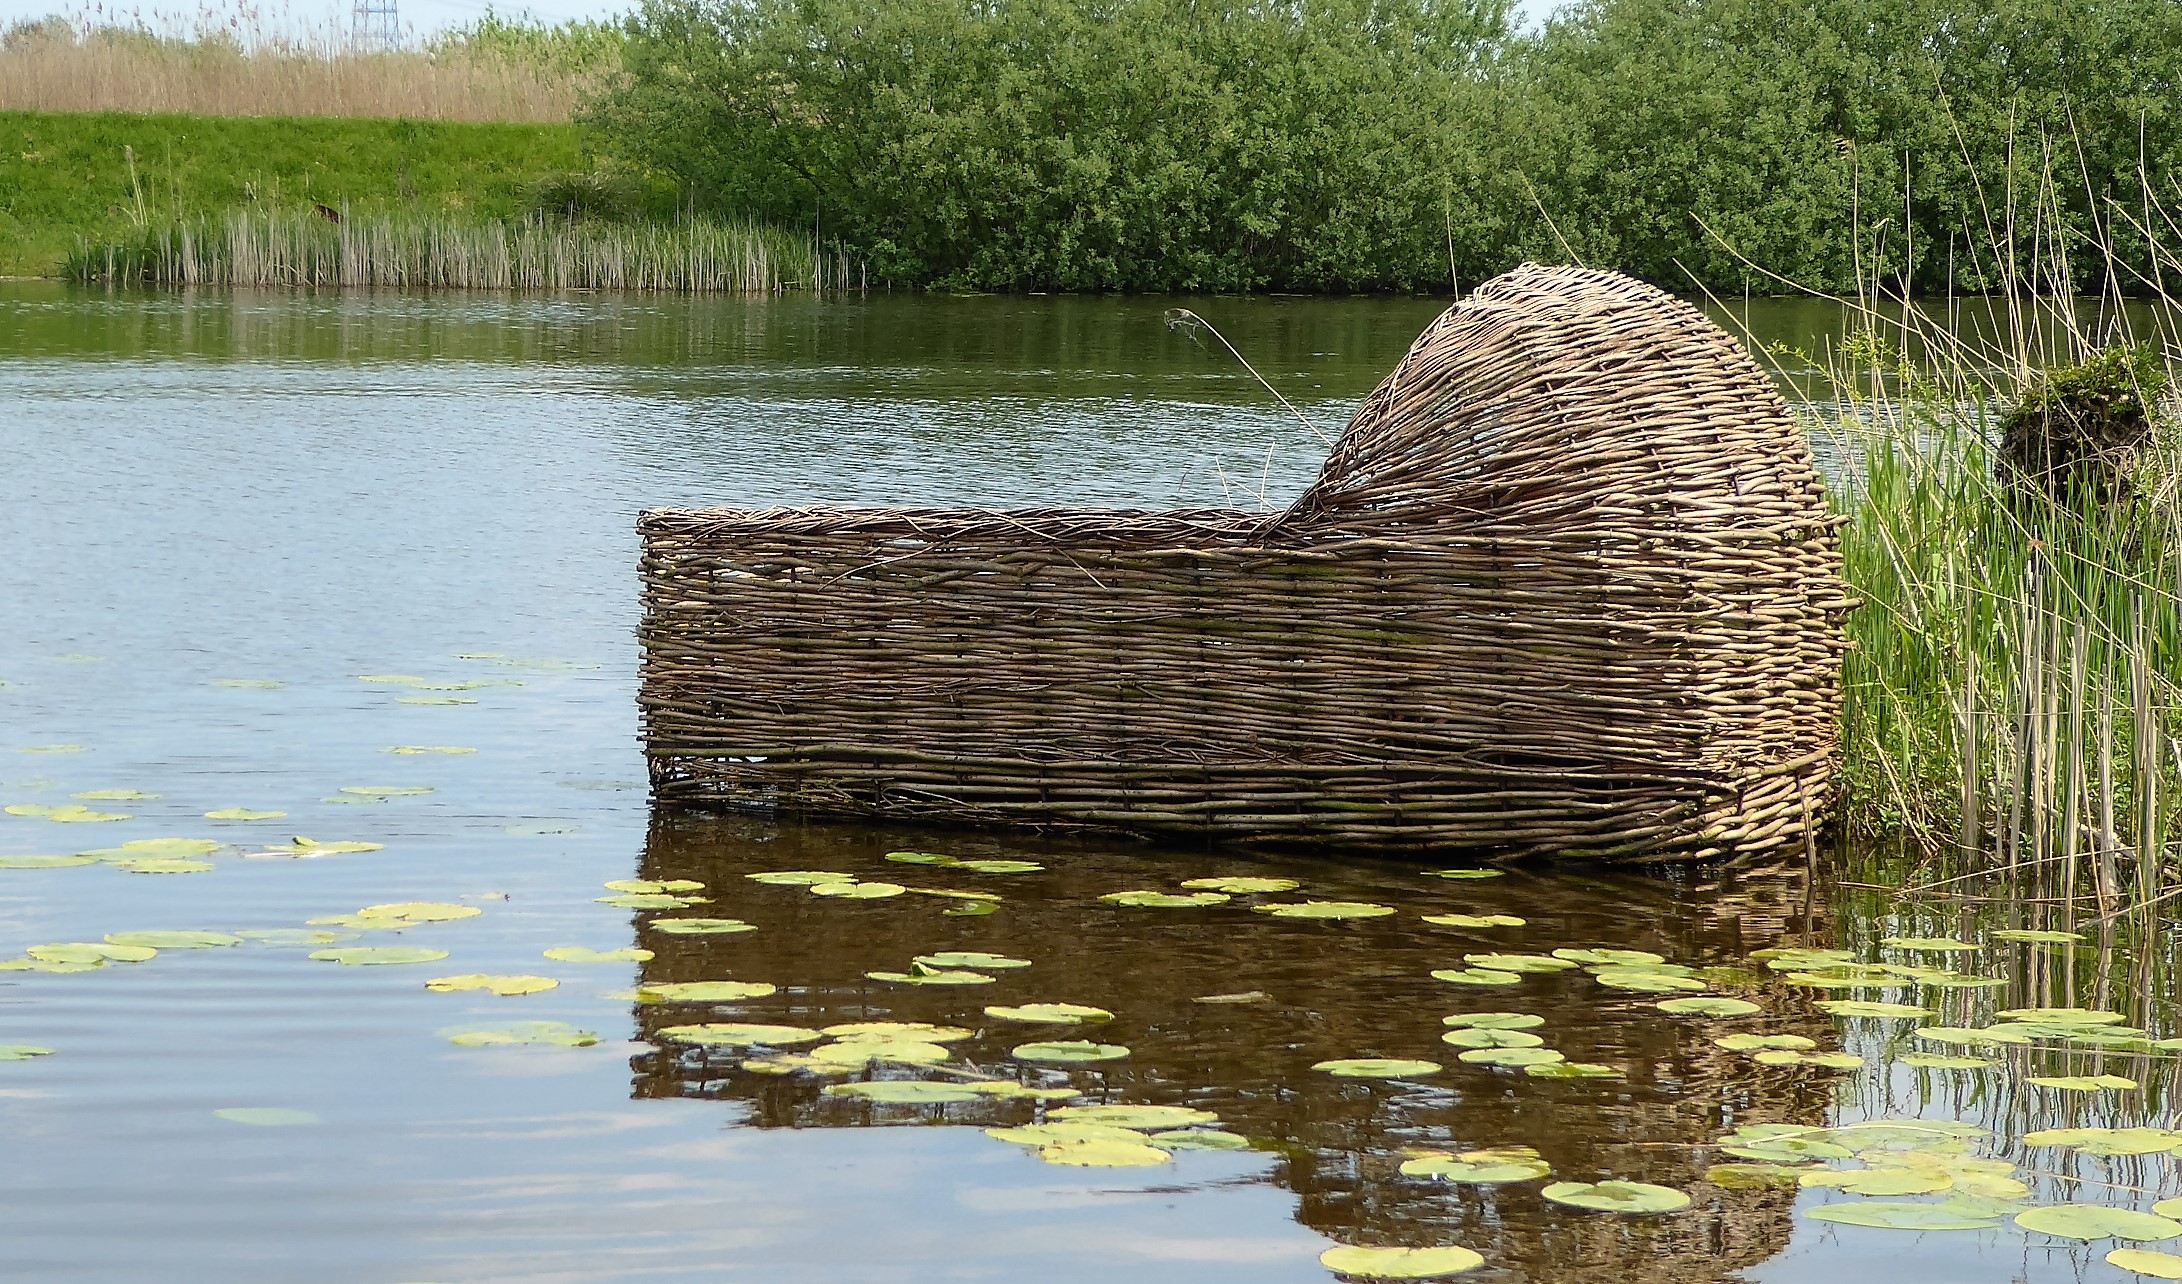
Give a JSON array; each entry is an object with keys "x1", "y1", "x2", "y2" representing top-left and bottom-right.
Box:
[{"x1": 582, "y1": 0, "x2": 2182, "y2": 293}]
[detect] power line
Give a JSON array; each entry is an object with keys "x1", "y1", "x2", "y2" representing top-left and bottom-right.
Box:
[{"x1": 352, "y1": 0, "x2": 399, "y2": 49}]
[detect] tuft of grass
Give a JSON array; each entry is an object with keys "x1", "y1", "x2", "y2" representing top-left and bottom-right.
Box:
[{"x1": 65, "y1": 209, "x2": 861, "y2": 293}]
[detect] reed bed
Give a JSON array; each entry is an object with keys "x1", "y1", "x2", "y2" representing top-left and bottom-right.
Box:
[
  {"x1": 0, "y1": 33, "x2": 587, "y2": 122},
  {"x1": 67, "y1": 210, "x2": 863, "y2": 293}
]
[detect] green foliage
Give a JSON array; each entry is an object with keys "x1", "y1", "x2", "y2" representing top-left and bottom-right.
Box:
[
  {"x1": 0, "y1": 111, "x2": 587, "y2": 274},
  {"x1": 430, "y1": 12, "x2": 626, "y2": 73}
]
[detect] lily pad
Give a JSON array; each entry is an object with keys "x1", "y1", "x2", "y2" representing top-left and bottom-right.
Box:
[
  {"x1": 745, "y1": 870, "x2": 855, "y2": 885},
  {"x1": 2110, "y1": 1249, "x2": 2182, "y2": 1279},
  {"x1": 1431, "y1": 968, "x2": 1522, "y2": 987},
  {"x1": 1180, "y1": 876, "x2": 1299, "y2": 894},
  {"x1": 637, "y1": 981, "x2": 778, "y2": 1002},
  {"x1": 213, "y1": 679, "x2": 284, "y2": 689},
  {"x1": 1990, "y1": 929, "x2": 2085, "y2": 943},
  {"x1": 986, "y1": 1122, "x2": 1147, "y2": 1147},
  {"x1": 1458, "y1": 1046, "x2": 1565, "y2": 1068},
  {"x1": 1463, "y1": 953, "x2": 1577, "y2": 974},
  {"x1": 1254, "y1": 901, "x2": 1396, "y2": 919},
  {"x1": 1421, "y1": 913, "x2": 1527, "y2": 928},
  {"x1": 204, "y1": 809, "x2": 285, "y2": 821},
  {"x1": 808, "y1": 1038, "x2": 951, "y2": 1067},
  {"x1": 339, "y1": 786, "x2": 435, "y2": 798},
  {"x1": 1656, "y1": 997, "x2": 1762, "y2": 1017},
  {"x1": 1151, "y1": 1129, "x2": 1252, "y2": 1150},
  {"x1": 1591, "y1": 968, "x2": 1706, "y2": 992},
  {"x1": 658, "y1": 1022, "x2": 823, "y2": 1046},
  {"x1": 1038, "y1": 1138, "x2": 1173, "y2": 1167},
  {"x1": 424, "y1": 973, "x2": 558, "y2": 996},
  {"x1": 2025, "y1": 1128, "x2": 2182, "y2": 1156},
  {"x1": 1313, "y1": 1058, "x2": 1440, "y2": 1078},
  {"x1": 30, "y1": 942, "x2": 153, "y2": 963},
  {"x1": 1997, "y1": 1007, "x2": 2127, "y2": 1025},
  {"x1": 596, "y1": 894, "x2": 706, "y2": 909},
  {"x1": 443, "y1": 1021, "x2": 600, "y2": 1047},
  {"x1": 1541, "y1": 1180, "x2": 1690, "y2": 1214},
  {"x1": 810, "y1": 881, "x2": 905, "y2": 899},
  {"x1": 1754, "y1": 1049, "x2": 1864, "y2": 1069},
  {"x1": 913, "y1": 951, "x2": 1031, "y2": 970},
  {"x1": 648, "y1": 918, "x2": 755, "y2": 935},
  {"x1": 1426, "y1": 869, "x2": 1505, "y2": 880},
  {"x1": 106, "y1": 929, "x2": 239, "y2": 949},
  {"x1": 1100, "y1": 890, "x2": 1229, "y2": 908},
  {"x1": 951, "y1": 860, "x2": 1043, "y2": 874},
  {"x1": 310, "y1": 946, "x2": 449, "y2": 966},
  {"x1": 73, "y1": 790, "x2": 157, "y2": 801},
  {"x1": 823, "y1": 1080, "x2": 987, "y2": 1104},
  {"x1": 1816, "y1": 1000, "x2": 1934, "y2": 1018},
  {"x1": 1400, "y1": 1148, "x2": 1551, "y2": 1183},
  {"x1": 1881, "y1": 937, "x2": 1978, "y2": 952},
  {"x1": 866, "y1": 967, "x2": 994, "y2": 986},
  {"x1": 1715, "y1": 1034, "x2": 1815, "y2": 1052},
  {"x1": 114, "y1": 858, "x2": 213, "y2": 873},
  {"x1": 1440, "y1": 1027, "x2": 1544, "y2": 1050},
  {"x1": 1050, "y1": 1104, "x2": 1221, "y2": 1129},
  {"x1": 1806, "y1": 1201, "x2": 2001, "y2": 1231},
  {"x1": 1441, "y1": 1011, "x2": 1544, "y2": 1030},
  {"x1": 883, "y1": 851, "x2": 958, "y2": 865},
  {"x1": 1900, "y1": 1053, "x2": 1998, "y2": 1070},
  {"x1": 822, "y1": 1022, "x2": 975, "y2": 1042},
  {"x1": 0, "y1": 854, "x2": 96, "y2": 868},
  {"x1": 985, "y1": 1003, "x2": 1114, "y2": 1024},
  {"x1": 1524, "y1": 1061, "x2": 1625, "y2": 1079},
  {"x1": 1801, "y1": 1168, "x2": 1953, "y2": 1196},
  {"x1": 1015, "y1": 1040, "x2": 1130, "y2": 1063},
  {"x1": 43, "y1": 806, "x2": 130, "y2": 822},
  {"x1": 356, "y1": 902, "x2": 480, "y2": 924},
  {"x1": 234, "y1": 929, "x2": 356, "y2": 946},
  {"x1": 2028, "y1": 1074, "x2": 2139, "y2": 1092},
  {"x1": 2015, "y1": 1206, "x2": 2182, "y2": 1241},
  {"x1": 257, "y1": 837, "x2": 384, "y2": 856},
  {"x1": 543, "y1": 946, "x2": 653, "y2": 963},
  {"x1": 603, "y1": 879, "x2": 705, "y2": 894},
  {"x1": 215, "y1": 1107, "x2": 318, "y2": 1126},
  {"x1": 1708, "y1": 1163, "x2": 1820, "y2": 1190},
  {"x1": 0, "y1": 1045, "x2": 56, "y2": 1061},
  {"x1": 358, "y1": 674, "x2": 430, "y2": 685},
  {"x1": 1553, "y1": 948, "x2": 1665, "y2": 967},
  {"x1": 1318, "y1": 1245, "x2": 1484, "y2": 1278}
]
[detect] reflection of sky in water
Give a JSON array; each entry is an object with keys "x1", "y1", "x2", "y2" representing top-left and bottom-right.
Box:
[{"x1": 0, "y1": 284, "x2": 2171, "y2": 1282}]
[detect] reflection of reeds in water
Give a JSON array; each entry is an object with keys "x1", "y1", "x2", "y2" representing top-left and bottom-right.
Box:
[{"x1": 67, "y1": 210, "x2": 863, "y2": 293}]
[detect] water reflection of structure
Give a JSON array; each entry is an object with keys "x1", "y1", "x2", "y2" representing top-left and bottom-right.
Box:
[{"x1": 626, "y1": 814, "x2": 1841, "y2": 1281}]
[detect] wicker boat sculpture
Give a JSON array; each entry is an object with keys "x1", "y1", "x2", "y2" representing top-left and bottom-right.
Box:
[{"x1": 638, "y1": 263, "x2": 1851, "y2": 861}]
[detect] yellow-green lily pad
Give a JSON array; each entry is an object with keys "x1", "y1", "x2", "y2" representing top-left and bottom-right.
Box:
[
  {"x1": 745, "y1": 870, "x2": 854, "y2": 885},
  {"x1": 2109, "y1": 1249, "x2": 2182, "y2": 1279},
  {"x1": 1038, "y1": 1138, "x2": 1172, "y2": 1167},
  {"x1": 823, "y1": 1080, "x2": 987, "y2": 1104},
  {"x1": 1318, "y1": 1245, "x2": 1483, "y2": 1279},
  {"x1": 424, "y1": 973, "x2": 557, "y2": 996},
  {"x1": 1254, "y1": 901, "x2": 1395, "y2": 919},
  {"x1": 205, "y1": 808, "x2": 285, "y2": 821},
  {"x1": 1806, "y1": 1201, "x2": 2001, "y2": 1231},
  {"x1": 114, "y1": 858, "x2": 214, "y2": 873},
  {"x1": 1180, "y1": 876, "x2": 1298, "y2": 894},
  {"x1": 443, "y1": 1021, "x2": 600, "y2": 1047},
  {"x1": 1541, "y1": 1181, "x2": 1690, "y2": 1214},
  {"x1": 0, "y1": 1045, "x2": 54, "y2": 1060},
  {"x1": 384, "y1": 745, "x2": 475, "y2": 754},
  {"x1": 637, "y1": 980, "x2": 777, "y2": 1002},
  {"x1": 1100, "y1": 890, "x2": 1229, "y2": 908},
  {"x1": 72, "y1": 790, "x2": 157, "y2": 801},
  {"x1": 1015, "y1": 1040, "x2": 1129, "y2": 1063},
  {"x1": 1817, "y1": 1000, "x2": 1933, "y2": 1018},
  {"x1": 2015, "y1": 1206, "x2": 2182, "y2": 1241},
  {"x1": 985, "y1": 1003, "x2": 1113, "y2": 1024},
  {"x1": 1049, "y1": 1104, "x2": 1220, "y2": 1129},
  {"x1": 1881, "y1": 937, "x2": 1977, "y2": 952},
  {"x1": 1441, "y1": 1011, "x2": 1543, "y2": 1029},
  {"x1": 811, "y1": 881, "x2": 905, "y2": 899},
  {"x1": 913, "y1": 951, "x2": 1030, "y2": 970},
  {"x1": 1656, "y1": 997, "x2": 1762, "y2": 1017},
  {"x1": 1400, "y1": 1147, "x2": 1550, "y2": 1183},
  {"x1": 543, "y1": 946, "x2": 653, "y2": 963},
  {"x1": 648, "y1": 918, "x2": 755, "y2": 935},
  {"x1": 2028, "y1": 1074, "x2": 2138, "y2": 1092},
  {"x1": 658, "y1": 1022, "x2": 823, "y2": 1046},
  {"x1": 821, "y1": 1021, "x2": 975, "y2": 1042},
  {"x1": 311, "y1": 946, "x2": 449, "y2": 966},
  {"x1": 107, "y1": 930, "x2": 239, "y2": 949},
  {"x1": 0, "y1": 854, "x2": 96, "y2": 869},
  {"x1": 1431, "y1": 968, "x2": 1521, "y2": 987},
  {"x1": 603, "y1": 879, "x2": 705, "y2": 894},
  {"x1": 867, "y1": 966, "x2": 993, "y2": 986},
  {"x1": 1421, "y1": 913, "x2": 1526, "y2": 928},
  {"x1": 1313, "y1": 1057, "x2": 1439, "y2": 1078}
]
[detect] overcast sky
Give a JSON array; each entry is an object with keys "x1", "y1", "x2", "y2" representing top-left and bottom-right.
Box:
[{"x1": 4, "y1": 0, "x2": 1561, "y2": 39}]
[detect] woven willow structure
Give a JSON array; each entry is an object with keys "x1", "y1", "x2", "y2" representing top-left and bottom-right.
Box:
[{"x1": 639, "y1": 264, "x2": 1851, "y2": 860}]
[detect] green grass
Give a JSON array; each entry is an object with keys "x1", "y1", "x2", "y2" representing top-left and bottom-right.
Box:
[{"x1": 0, "y1": 110, "x2": 591, "y2": 275}]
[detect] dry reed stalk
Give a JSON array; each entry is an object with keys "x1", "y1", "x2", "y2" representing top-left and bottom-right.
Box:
[{"x1": 0, "y1": 38, "x2": 586, "y2": 121}]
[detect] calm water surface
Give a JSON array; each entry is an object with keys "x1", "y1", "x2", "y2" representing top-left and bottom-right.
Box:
[{"x1": 1, "y1": 284, "x2": 2176, "y2": 1283}]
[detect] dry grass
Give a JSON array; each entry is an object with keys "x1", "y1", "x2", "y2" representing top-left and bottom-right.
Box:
[{"x1": 0, "y1": 24, "x2": 594, "y2": 122}]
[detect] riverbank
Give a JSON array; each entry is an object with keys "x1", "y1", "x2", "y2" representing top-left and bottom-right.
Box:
[{"x1": 0, "y1": 110, "x2": 589, "y2": 275}]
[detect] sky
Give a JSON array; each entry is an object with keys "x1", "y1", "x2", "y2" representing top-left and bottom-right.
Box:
[{"x1": 2, "y1": 0, "x2": 1560, "y2": 39}]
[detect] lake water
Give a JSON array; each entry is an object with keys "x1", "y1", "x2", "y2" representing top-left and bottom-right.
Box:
[{"x1": 2, "y1": 282, "x2": 2177, "y2": 1284}]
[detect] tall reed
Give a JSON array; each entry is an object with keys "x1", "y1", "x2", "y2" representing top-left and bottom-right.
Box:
[{"x1": 65, "y1": 210, "x2": 863, "y2": 293}]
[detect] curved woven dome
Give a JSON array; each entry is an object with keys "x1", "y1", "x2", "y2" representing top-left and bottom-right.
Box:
[{"x1": 638, "y1": 264, "x2": 1849, "y2": 861}]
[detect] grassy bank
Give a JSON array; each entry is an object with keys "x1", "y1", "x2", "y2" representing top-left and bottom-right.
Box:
[{"x1": 0, "y1": 110, "x2": 589, "y2": 275}]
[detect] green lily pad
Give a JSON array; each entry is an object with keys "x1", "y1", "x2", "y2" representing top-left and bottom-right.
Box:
[
  {"x1": 1541, "y1": 1180, "x2": 1690, "y2": 1214},
  {"x1": 822, "y1": 1022, "x2": 975, "y2": 1042},
  {"x1": 658, "y1": 1022, "x2": 823, "y2": 1046},
  {"x1": 1917, "y1": 1025, "x2": 2028, "y2": 1047},
  {"x1": 913, "y1": 951, "x2": 1031, "y2": 970},
  {"x1": 339, "y1": 786, "x2": 435, "y2": 798},
  {"x1": 1038, "y1": 1137, "x2": 1172, "y2": 1167},
  {"x1": 106, "y1": 930, "x2": 239, "y2": 949},
  {"x1": 1440, "y1": 1027, "x2": 1545, "y2": 1050},
  {"x1": 648, "y1": 918, "x2": 755, "y2": 935},
  {"x1": 358, "y1": 674, "x2": 430, "y2": 685},
  {"x1": 544, "y1": 946, "x2": 654, "y2": 963},
  {"x1": 73, "y1": 790, "x2": 157, "y2": 801},
  {"x1": 2109, "y1": 1249, "x2": 2182, "y2": 1279},
  {"x1": 2015, "y1": 1206, "x2": 2182, "y2": 1241},
  {"x1": 1179, "y1": 876, "x2": 1299, "y2": 894},
  {"x1": 883, "y1": 851, "x2": 958, "y2": 865},
  {"x1": 1997, "y1": 1007, "x2": 2126, "y2": 1024},
  {"x1": 603, "y1": 879, "x2": 706, "y2": 894},
  {"x1": 443, "y1": 1021, "x2": 600, "y2": 1047},
  {"x1": 215, "y1": 1107, "x2": 318, "y2": 1126},
  {"x1": 43, "y1": 806, "x2": 131, "y2": 823},
  {"x1": 1254, "y1": 900, "x2": 1396, "y2": 919},
  {"x1": 1990, "y1": 929, "x2": 2085, "y2": 943},
  {"x1": 745, "y1": 870, "x2": 855, "y2": 885},
  {"x1": 943, "y1": 900, "x2": 999, "y2": 917},
  {"x1": 1708, "y1": 1162, "x2": 1820, "y2": 1190},
  {"x1": 1591, "y1": 968, "x2": 1706, "y2": 992},
  {"x1": 1806, "y1": 1201, "x2": 2002, "y2": 1231},
  {"x1": 204, "y1": 808, "x2": 285, "y2": 821},
  {"x1": 823, "y1": 1080, "x2": 988, "y2": 1104},
  {"x1": 1400, "y1": 1148, "x2": 1551, "y2": 1183},
  {"x1": 0, "y1": 1045, "x2": 54, "y2": 1060},
  {"x1": 1899, "y1": 1053, "x2": 1998, "y2": 1070},
  {"x1": 1458, "y1": 1046, "x2": 1565, "y2": 1068},
  {"x1": 30, "y1": 942, "x2": 154, "y2": 963},
  {"x1": 962, "y1": 1081, "x2": 1082, "y2": 1101},
  {"x1": 808, "y1": 1038, "x2": 951, "y2": 1067},
  {"x1": 1426, "y1": 869, "x2": 1505, "y2": 880},
  {"x1": 2028, "y1": 1074, "x2": 2139, "y2": 1092},
  {"x1": 310, "y1": 946, "x2": 450, "y2": 966},
  {"x1": 1552, "y1": 948, "x2": 1665, "y2": 967},
  {"x1": 1441, "y1": 1011, "x2": 1544, "y2": 1030},
  {"x1": 987, "y1": 1122, "x2": 1147, "y2": 1147},
  {"x1": 1318, "y1": 1245, "x2": 1484, "y2": 1278},
  {"x1": 1462, "y1": 953, "x2": 1577, "y2": 973},
  {"x1": 355, "y1": 902, "x2": 480, "y2": 924},
  {"x1": 256, "y1": 837, "x2": 384, "y2": 856},
  {"x1": 866, "y1": 967, "x2": 994, "y2": 986},
  {"x1": 1100, "y1": 890, "x2": 1229, "y2": 908},
  {"x1": 811, "y1": 881, "x2": 905, "y2": 899},
  {"x1": 1431, "y1": 968, "x2": 1522, "y2": 987},
  {"x1": 1313, "y1": 1057, "x2": 1440, "y2": 1078},
  {"x1": 1421, "y1": 913, "x2": 1527, "y2": 928},
  {"x1": 1817, "y1": 1000, "x2": 1934, "y2": 1018},
  {"x1": 1050, "y1": 1104, "x2": 1221, "y2": 1129},
  {"x1": 0, "y1": 958, "x2": 101, "y2": 973},
  {"x1": 1801, "y1": 1168, "x2": 1954, "y2": 1196},
  {"x1": 1656, "y1": 997, "x2": 1762, "y2": 1017},
  {"x1": 985, "y1": 1003, "x2": 1113, "y2": 1024},
  {"x1": 637, "y1": 981, "x2": 778, "y2": 1002},
  {"x1": 1014, "y1": 1040, "x2": 1129, "y2": 1063},
  {"x1": 424, "y1": 973, "x2": 557, "y2": 996},
  {"x1": 234, "y1": 929, "x2": 357, "y2": 946},
  {"x1": 1754, "y1": 1049, "x2": 1863, "y2": 1068},
  {"x1": 951, "y1": 860, "x2": 1043, "y2": 874},
  {"x1": 1721, "y1": 1136, "x2": 1854, "y2": 1163},
  {"x1": 1715, "y1": 1034, "x2": 1815, "y2": 1052},
  {"x1": 0, "y1": 854, "x2": 96, "y2": 868},
  {"x1": 16, "y1": 744, "x2": 84, "y2": 752},
  {"x1": 596, "y1": 894, "x2": 706, "y2": 909},
  {"x1": 2025, "y1": 1128, "x2": 2182, "y2": 1156},
  {"x1": 1881, "y1": 937, "x2": 1977, "y2": 952},
  {"x1": 4, "y1": 805, "x2": 63, "y2": 817},
  {"x1": 113, "y1": 858, "x2": 214, "y2": 873},
  {"x1": 1524, "y1": 1061, "x2": 1624, "y2": 1079},
  {"x1": 1151, "y1": 1129, "x2": 1252, "y2": 1151}
]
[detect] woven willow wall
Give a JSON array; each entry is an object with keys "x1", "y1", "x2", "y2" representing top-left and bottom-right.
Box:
[{"x1": 638, "y1": 264, "x2": 1851, "y2": 861}]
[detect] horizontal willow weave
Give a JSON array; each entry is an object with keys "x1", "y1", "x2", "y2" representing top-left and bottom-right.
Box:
[{"x1": 638, "y1": 264, "x2": 1851, "y2": 861}]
